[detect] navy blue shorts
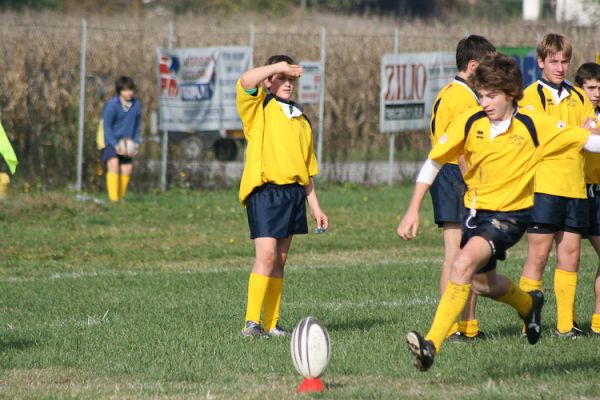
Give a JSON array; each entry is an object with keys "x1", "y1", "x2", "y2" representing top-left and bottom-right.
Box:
[
  {"x1": 461, "y1": 209, "x2": 530, "y2": 273},
  {"x1": 101, "y1": 145, "x2": 132, "y2": 165},
  {"x1": 587, "y1": 184, "x2": 600, "y2": 236},
  {"x1": 528, "y1": 193, "x2": 589, "y2": 236},
  {"x1": 430, "y1": 164, "x2": 466, "y2": 228},
  {"x1": 246, "y1": 183, "x2": 308, "y2": 239}
]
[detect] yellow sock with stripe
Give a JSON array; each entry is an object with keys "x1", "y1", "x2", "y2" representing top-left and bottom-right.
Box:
[
  {"x1": 496, "y1": 278, "x2": 532, "y2": 318},
  {"x1": 118, "y1": 174, "x2": 131, "y2": 200},
  {"x1": 425, "y1": 282, "x2": 471, "y2": 352},
  {"x1": 263, "y1": 277, "x2": 284, "y2": 332},
  {"x1": 106, "y1": 172, "x2": 119, "y2": 202},
  {"x1": 244, "y1": 273, "x2": 270, "y2": 325},
  {"x1": 592, "y1": 314, "x2": 600, "y2": 334},
  {"x1": 554, "y1": 269, "x2": 577, "y2": 333},
  {"x1": 459, "y1": 319, "x2": 480, "y2": 338}
]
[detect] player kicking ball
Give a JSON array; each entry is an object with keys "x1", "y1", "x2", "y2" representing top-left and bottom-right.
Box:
[
  {"x1": 237, "y1": 55, "x2": 328, "y2": 338},
  {"x1": 401, "y1": 53, "x2": 600, "y2": 371}
]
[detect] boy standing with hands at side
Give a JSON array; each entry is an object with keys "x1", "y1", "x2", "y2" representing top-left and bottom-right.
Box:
[{"x1": 237, "y1": 55, "x2": 328, "y2": 338}]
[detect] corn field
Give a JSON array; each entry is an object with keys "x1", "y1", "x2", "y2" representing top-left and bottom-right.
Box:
[{"x1": 1, "y1": 11, "x2": 599, "y2": 190}]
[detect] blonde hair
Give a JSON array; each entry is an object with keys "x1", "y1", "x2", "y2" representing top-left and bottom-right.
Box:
[{"x1": 537, "y1": 33, "x2": 572, "y2": 61}]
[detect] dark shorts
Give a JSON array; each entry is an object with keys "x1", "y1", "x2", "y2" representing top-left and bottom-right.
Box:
[
  {"x1": 101, "y1": 145, "x2": 133, "y2": 165},
  {"x1": 527, "y1": 193, "x2": 589, "y2": 236},
  {"x1": 246, "y1": 183, "x2": 308, "y2": 239},
  {"x1": 588, "y1": 184, "x2": 600, "y2": 237},
  {"x1": 460, "y1": 208, "x2": 530, "y2": 274},
  {"x1": 429, "y1": 164, "x2": 466, "y2": 228}
]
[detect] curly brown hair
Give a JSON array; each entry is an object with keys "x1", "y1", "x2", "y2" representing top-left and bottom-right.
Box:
[{"x1": 473, "y1": 53, "x2": 524, "y2": 104}]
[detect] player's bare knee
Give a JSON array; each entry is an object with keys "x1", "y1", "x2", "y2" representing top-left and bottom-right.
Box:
[{"x1": 450, "y1": 256, "x2": 476, "y2": 283}]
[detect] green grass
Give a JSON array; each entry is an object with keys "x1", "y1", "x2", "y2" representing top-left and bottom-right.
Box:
[{"x1": 1, "y1": 185, "x2": 600, "y2": 399}]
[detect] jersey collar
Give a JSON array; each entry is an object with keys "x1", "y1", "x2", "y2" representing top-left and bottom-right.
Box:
[
  {"x1": 453, "y1": 75, "x2": 479, "y2": 103},
  {"x1": 267, "y1": 93, "x2": 304, "y2": 119},
  {"x1": 490, "y1": 107, "x2": 518, "y2": 140},
  {"x1": 538, "y1": 78, "x2": 571, "y2": 105}
]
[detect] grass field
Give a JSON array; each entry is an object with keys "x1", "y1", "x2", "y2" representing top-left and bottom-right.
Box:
[{"x1": 1, "y1": 185, "x2": 600, "y2": 399}]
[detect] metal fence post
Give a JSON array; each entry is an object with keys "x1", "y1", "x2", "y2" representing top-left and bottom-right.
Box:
[
  {"x1": 316, "y1": 27, "x2": 326, "y2": 170},
  {"x1": 76, "y1": 19, "x2": 87, "y2": 194},
  {"x1": 160, "y1": 22, "x2": 174, "y2": 192},
  {"x1": 387, "y1": 29, "x2": 399, "y2": 186}
]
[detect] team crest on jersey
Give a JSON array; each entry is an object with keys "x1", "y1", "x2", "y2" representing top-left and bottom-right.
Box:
[
  {"x1": 568, "y1": 98, "x2": 579, "y2": 107},
  {"x1": 509, "y1": 134, "x2": 525, "y2": 146},
  {"x1": 557, "y1": 120, "x2": 566, "y2": 129},
  {"x1": 547, "y1": 99, "x2": 554, "y2": 106},
  {"x1": 476, "y1": 130, "x2": 484, "y2": 139},
  {"x1": 439, "y1": 133, "x2": 448, "y2": 144}
]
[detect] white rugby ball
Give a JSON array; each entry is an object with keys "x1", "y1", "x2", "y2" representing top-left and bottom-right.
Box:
[
  {"x1": 290, "y1": 317, "x2": 331, "y2": 379},
  {"x1": 116, "y1": 138, "x2": 139, "y2": 157}
]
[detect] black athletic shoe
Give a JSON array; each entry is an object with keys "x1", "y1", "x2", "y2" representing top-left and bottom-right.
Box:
[
  {"x1": 554, "y1": 325, "x2": 586, "y2": 340},
  {"x1": 448, "y1": 331, "x2": 487, "y2": 342},
  {"x1": 406, "y1": 331, "x2": 436, "y2": 372},
  {"x1": 521, "y1": 290, "x2": 544, "y2": 345}
]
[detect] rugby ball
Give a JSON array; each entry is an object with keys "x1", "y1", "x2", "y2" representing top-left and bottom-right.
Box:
[
  {"x1": 290, "y1": 317, "x2": 331, "y2": 379},
  {"x1": 116, "y1": 138, "x2": 139, "y2": 157}
]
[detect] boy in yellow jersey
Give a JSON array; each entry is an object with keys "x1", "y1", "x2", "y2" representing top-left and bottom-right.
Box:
[
  {"x1": 398, "y1": 35, "x2": 495, "y2": 340},
  {"x1": 402, "y1": 53, "x2": 600, "y2": 371},
  {"x1": 237, "y1": 55, "x2": 328, "y2": 338},
  {"x1": 518, "y1": 34, "x2": 599, "y2": 338},
  {"x1": 575, "y1": 62, "x2": 600, "y2": 335}
]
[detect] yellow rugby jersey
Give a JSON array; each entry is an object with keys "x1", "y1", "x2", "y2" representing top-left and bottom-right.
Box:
[
  {"x1": 429, "y1": 107, "x2": 590, "y2": 212},
  {"x1": 236, "y1": 80, "x2": 319, "y2": 204},
  {"x1": 520, "y1": 79, "x2": 596, "y2": 198},
  {"x1": 430, "y1": 76, "x2": 479, "y2": 165},
  {"x1": 584, "y1": 108, "x2": 600, "y2": 184}
]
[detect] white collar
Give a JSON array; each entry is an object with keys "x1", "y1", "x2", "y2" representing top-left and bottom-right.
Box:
[
  {"x1": 278, "y1": 100, "x2": 303, "y2": 119},
  {"x1": 538, "y1": 79, "x2": 571, "y2": 106},
  {"x1": 490, "y1": 109, "x2": 517, "y2": 140}
]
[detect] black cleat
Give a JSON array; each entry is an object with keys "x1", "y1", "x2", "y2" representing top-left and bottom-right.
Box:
[
  {"x1": 406, "y1": 331, "x2": 436, "y2": 372},
  {"x1": 448, "y1": 330, "x2": 487, "y2": 342},
  {"x1": 554, "y1": 325, "x2": 586, "y2": 340},
  {"x1": 521, "y1": 290, "x2": 544, "y2": 345}
]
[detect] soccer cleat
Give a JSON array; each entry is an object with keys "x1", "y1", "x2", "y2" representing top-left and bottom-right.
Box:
[
  {"x1": 554, "y1": 325, "x2": 586, "y2": 340},
  {"x1": 267, "y1": 324, "x2": 288, "y2": 337},
  {"x1": 242, "y1": 320, "x2": 268, "y2": 338},
  {"x1": 406, "y1": 331, "x2": 436, "y2": 372},
  {"x1": 521, "y1": 290, "x2": 544, "y2": 345}
]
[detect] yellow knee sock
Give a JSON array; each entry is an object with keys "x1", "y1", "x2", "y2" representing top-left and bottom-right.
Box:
[
  {"x1": 496, "y1": 278, "x2": 532, "y2": 318},
  {"x1": 244, "y1": 273, "x2": 270, "y2": 325},
  {"x1": 592, "y1": 314, "x2": 600, "y2": 334},
  {"x1": 425, "y1": 282, "x2": 471, "y2": 352},
  {"x1": 519, "y1": 276, "x2": 543, "y2": 292},
  {"x1": 447, "y1": 322, "x2": 460, "y2": 337},
  {"x1": 554, "y1": 269, "x2": 577, "y2": 333},
  {"x1": 263, "y1": 277, "x2": 284, "y2": 332},
  {"x1": 458, "y1": 319, "x2": 480, "y2": 337},
  {"x1": 118, "y1": 174, "x2": 131, "y2": 200},
  {"x1": 106, "y1": 172, "x2": 119, "y2": 202}
]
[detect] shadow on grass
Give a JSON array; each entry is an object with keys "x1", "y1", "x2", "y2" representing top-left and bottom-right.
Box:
[
  {"x1": 0, "y1": 338, "x2": 37, "y2": 353},
  {"x1": 327, "y1": 317, "x2": 389, "y2": 332}
]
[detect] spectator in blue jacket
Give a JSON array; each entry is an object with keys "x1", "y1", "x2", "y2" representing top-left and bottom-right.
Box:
[{"x1": 101, "y1": 76, "x2": 141, "y2": 202}]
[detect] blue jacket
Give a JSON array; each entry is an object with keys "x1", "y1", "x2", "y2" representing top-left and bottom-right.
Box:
[{"x1": 102, "y1": 96, "x2": 142, "y2": 146}]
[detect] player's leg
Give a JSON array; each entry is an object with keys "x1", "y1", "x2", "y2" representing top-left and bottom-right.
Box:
[
  {"x1": 118, "y1": 158, "x2": 133, "y2": 200},
  {"x1": 105, "y1": 157, "x2": 120, "y2": 202},
  {"x1": 520, "y1": 232, "x2": 553, "y2": 291},
  {"x1": 263, "y1": 235, "x2": 293, "y2": 333},
  {"x1": 554, "y1": 230, "x2": 582, "y2": 336},
  {"x1": 589, "y1": 236, "x2": 600, "y2": 335},
  {"x1": 440, "y1": 223, "x2": 462, "y2": 335},
  {"x1": 243, "y1": 237, "x2": 279, "y2": 336}
]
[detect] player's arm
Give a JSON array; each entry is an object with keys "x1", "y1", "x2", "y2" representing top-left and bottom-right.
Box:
[
  {"x1": 102, "y1": 103, "x2": 117, "y2": 147},
  {"x1": 239, "y1": 62, "x2": 303, "y2": 90},
  {"x1": 305, "y1": 177, "x2": 328, "y2": 231},
  {"x1": 396, "y1": 114, "x2": 467, "y2": 240}
]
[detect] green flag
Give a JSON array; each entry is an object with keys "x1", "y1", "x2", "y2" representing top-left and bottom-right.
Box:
[{"x1": 0, "y1": 121, "x2": 17, "y2": 174}]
